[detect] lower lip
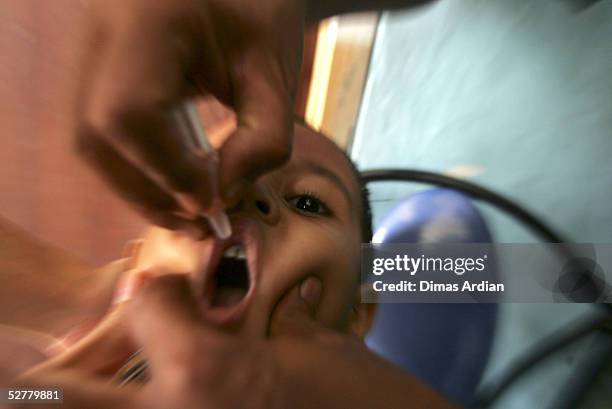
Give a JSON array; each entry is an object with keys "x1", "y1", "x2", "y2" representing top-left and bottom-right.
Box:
[{"x1": 199, "y1": 287, "x2": 254, "y2": 325}]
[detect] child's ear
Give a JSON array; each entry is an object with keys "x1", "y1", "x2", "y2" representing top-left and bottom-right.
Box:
[{"x1": 348, "y1": 285, "x2": 377, "y2": 339}]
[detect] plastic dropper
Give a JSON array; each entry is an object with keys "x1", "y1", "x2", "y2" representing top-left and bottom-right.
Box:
[{"x1": 174, "y1": 101, "x2": 232, "y2": 239}]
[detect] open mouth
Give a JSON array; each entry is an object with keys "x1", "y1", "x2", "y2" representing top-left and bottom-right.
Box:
[
  {"x1": 201, "y1": 226, "x2": 257, "y2": 324},
  {"x1": 210, "y1": 244, "x2": 250, "y2": 308}
]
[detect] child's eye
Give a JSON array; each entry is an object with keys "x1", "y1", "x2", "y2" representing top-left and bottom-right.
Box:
[{"x1": 288, "y1": 194, "x2": 329, "y2": 215}]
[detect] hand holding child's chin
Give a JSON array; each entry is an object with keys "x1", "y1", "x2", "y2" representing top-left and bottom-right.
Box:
[
  {"x1": 8, "y1": 274, "x2": 323, "y2": 409},
  {"x1": 11, "y1": 275, "x2": 455, "y2": 409}
]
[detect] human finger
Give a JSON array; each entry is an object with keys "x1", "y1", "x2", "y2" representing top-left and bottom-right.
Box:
[
  {"x1": 269, "y1": 277, "x2": 322, "y2": 338},
  {"x1": 218, "y1": 17, "x2": 303, "y2": 203},
  {"x1": 79, "y1": 12, "x2": 216, "y2": 215},
  {"x1": 126, "y1": 275, "x2": 218, "y2": 376},
  {"x1": 76, "y1": 127, "x2": 209, "y2": 238}
]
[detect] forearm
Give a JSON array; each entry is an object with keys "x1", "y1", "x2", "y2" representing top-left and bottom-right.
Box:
[
  {"x1": 305, "y1": 0, "x2": 436, "y2": 21},
  {"x1": 276, "y1": 337, "x2": 457, "y2": 409}
]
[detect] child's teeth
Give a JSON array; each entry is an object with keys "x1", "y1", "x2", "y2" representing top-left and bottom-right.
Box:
[{"x1": 223, "y1": 245, "x2": 246, "y2": 259}]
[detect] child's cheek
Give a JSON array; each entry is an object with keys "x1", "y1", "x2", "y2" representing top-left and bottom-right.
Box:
[{"x1": 303, "y1": 233, "x2": 360, "y2": 330}]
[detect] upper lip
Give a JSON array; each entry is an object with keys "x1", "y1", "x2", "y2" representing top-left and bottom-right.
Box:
[{"x1": 199, "y1": 218, "x2": 259, "y2": 324}]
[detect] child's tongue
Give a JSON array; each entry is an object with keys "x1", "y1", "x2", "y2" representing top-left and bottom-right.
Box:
[{"x1": 212, "y1": 288, "x2": 248, "y2": 308}]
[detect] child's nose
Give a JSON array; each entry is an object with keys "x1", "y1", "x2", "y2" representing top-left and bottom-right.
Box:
[{"x1": 228, "y1": 182, "x2": 280, "y2": 226}]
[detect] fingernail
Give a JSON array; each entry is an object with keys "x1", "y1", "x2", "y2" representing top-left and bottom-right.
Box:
[
  {"x1": 121, "y1": 240, "x2": 138, "y2": 259},
  {"x1": 113, "y1": 270, "x2": 152, "y2": 305},
  {"x1": 113, "y1": 283, "x2": 132, "y2": 305},
  {"x1": 122, "y1": 240, "x2": 144, "y2": 270},
  {"x1": 299, "y1": 277, "x2": 322, "y2": 307}
]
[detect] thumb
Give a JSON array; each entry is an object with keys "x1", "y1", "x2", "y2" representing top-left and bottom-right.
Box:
[
  {"x1": 269, "y1": 277, "x2": 323, "y2": 338},
  {"x1": 126, "y1": 275, "x2": 214, "y2": 377}
]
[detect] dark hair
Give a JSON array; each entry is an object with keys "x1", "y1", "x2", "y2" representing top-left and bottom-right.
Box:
[{"x1": 343, "y1": 152, "x2": 373, "y2": 243}]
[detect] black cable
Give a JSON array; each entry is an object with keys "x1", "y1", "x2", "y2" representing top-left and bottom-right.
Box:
[
  {"x1": 361, "y1": 169, "x2": 612, "y2": 307},
  {"x1": 471, "y1": 312, "x2": 612, "y2": 408},
  {"x1": 360, "y1": 168, "x2": 612, "y2": 407},
  {"x1": 361, "y1": 169, "x2": 570, "y2": 243},
  {"x1": 546, "y1": 331, "x2": 612, "y2": 409}
]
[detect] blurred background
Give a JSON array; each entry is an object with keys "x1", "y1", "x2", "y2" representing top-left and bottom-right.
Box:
[
  {"x1": 347, "y1": 1, "x2": 611, "y2": 408},
  {"x1": 1, "y1": 0, "x2": 611, "y2": 407}
]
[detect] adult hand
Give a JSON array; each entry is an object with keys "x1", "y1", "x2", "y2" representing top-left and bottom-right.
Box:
[
  {"x1": 76, "y1": 0, "x2": 305, "y2": 233},
  {"x1": 10, "y1": 275, "x2": 454, "y2": 409},
  {"x1": 10, "y1": 275, "x2": 302, "y2": 409}
]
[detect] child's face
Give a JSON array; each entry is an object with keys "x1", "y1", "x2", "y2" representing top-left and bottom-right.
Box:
[{"x1": 130, "y1": 123, "x2": 371, "y2": 337}]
